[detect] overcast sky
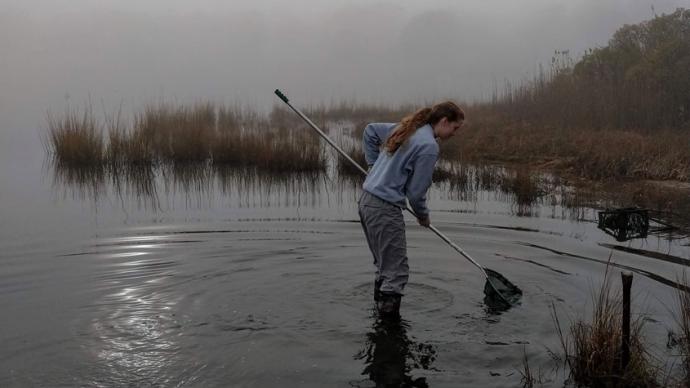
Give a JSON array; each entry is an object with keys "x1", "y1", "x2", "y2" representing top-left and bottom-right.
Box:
[{"x1": 0, "y1": 0, "x2": 685, "y2": 135}]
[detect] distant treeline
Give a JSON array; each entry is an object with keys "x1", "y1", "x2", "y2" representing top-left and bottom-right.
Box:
[{"x1": 485, "y1": 8, "x2": 690, "y2": 131}]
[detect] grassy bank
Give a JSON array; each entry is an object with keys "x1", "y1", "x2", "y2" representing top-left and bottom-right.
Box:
[
  {"x1": 47, "y1": 99, "x2": 690, "y2": 183},
  {"x1": 441, "y1": 113, "x2": 690, "y2": 182},
  {"x1": 446, "y1": 9, "x2": 690, "y2": 182}
]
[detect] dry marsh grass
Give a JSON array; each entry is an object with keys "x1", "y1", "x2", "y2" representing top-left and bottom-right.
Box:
[
  {"x1": 47, "y1": 92, "x2": 690, "y2": 185},
  {"x1": 519, "y1": 347, "x2": 547, "y2": 388},
  {"x1": 336, "y1": 144, "x2": 367, "y2": 177},
  {"x1": 442, "y1": 116, "x2": 690, "y2": 182},
  {"x1": 106, "y1": 108, "x2": 154, "y2": 166},
  {"x1": 133, "y1": 102, "x2": 215, "y2": 162},
  {"x1": 500, "y1": 167, "x2": 544, "y2": 207},
  {"x1": 46, "y1": 103, "x2": 326, "y2": 172},
  {"x1": 47, "y1": 107, "x2": 104, "y2": 165},
  {"x1": 671, "y1": 273, "x2": 690, "y2": 386},
  {"x1": 450, "y1": 10, "x2": 690, "y2": 182},
  {"x1": 552, "y1": 266, "x2": 660, "y2": 387}
]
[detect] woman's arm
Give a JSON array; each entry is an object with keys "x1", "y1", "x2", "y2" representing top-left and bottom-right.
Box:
[
  {"x1": 362, "y1": 123, "x2": 396, "y2": 167},
  {"x1": 404, "y1": 153, "x2": 437, "y2": 219}
]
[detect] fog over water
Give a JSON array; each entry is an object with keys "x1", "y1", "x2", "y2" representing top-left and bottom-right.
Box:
[
  {"x1": 1, "y1": 1, "x2": 684, "y2": 128},
  {"x1": 0, "y1": 0, "x2": 683, "y2": 206},
  {"x1": 0, "y1": 0, "x2": 685, "y2": 171}
]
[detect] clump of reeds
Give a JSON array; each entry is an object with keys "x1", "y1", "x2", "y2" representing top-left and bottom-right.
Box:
[
  {"x1": 133, "y1": 102, "x2": 215, "y2": 162},
  {"x1": 106, "y1": 107, "x2": 154, "y2": 166},
  {"x1": 430, "y1": 165, "x2": 453, "y2": 182},
  {"x1": 46, "y1": 102, "x2": 328, "y2": 173},
  {"x1": 212, "y1": 124, "x2": 326, "y2": 173},
  {"x1": 46, "y1": 107, "x2": 104, "y2": 165},
  {"x1": 336, "y1": 144, "x2": 367, "y2": 177},
  {"x1": 501, "y1": 167, "x2": 544, "y2": 207},
  {"x1": 260, "y1": 128, "x2": 326, "y2": 173},
  {"x1": 672, "y1": 272, "x2": 690, "y2": 386},
  {"x1": 552, "y1": 265, "x2": 660, "y2": 387},
  {"x1": 474, "y1": 165, "x2": 502, "y2": 191},
  {"x1": 519, "y1": 347, "x2": 546, "y2": 388}
]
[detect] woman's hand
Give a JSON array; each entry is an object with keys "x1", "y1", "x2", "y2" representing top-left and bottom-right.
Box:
[{"x1": 417, "y1": 216, "x2": 430, "y2": 227}]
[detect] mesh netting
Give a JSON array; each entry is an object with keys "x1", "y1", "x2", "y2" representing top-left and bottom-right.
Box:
[{"x1": 483, "y1": 268, "x2": 522, "y2": 310}]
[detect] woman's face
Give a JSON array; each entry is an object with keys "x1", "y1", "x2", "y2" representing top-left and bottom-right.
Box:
[{"x1": 433, "y1": 117, "x2": 464, "y2": 140}]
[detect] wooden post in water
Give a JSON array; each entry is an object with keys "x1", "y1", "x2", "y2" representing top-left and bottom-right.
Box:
[{"x1": 621, "y1": 271, "x2": 633, "y2": 371}]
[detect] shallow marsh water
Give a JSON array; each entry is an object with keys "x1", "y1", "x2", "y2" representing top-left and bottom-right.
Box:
[{"x1": 1, "y1": 133, "x2": 689, "y2": 387}]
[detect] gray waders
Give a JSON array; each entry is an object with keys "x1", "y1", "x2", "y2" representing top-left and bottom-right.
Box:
[{"x1": 358, "y1": 191, "x2": 409, "y2": 297}]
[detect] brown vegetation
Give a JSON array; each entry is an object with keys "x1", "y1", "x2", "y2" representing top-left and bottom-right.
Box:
[
  {"x1": 442, "y1": 9, "x2": 690, "y2": 183},
  {"x1": 336, "y1": 144, "x2": 367, "y2": 177},
  {"x1": 672, "y1": 273, "x2": 690, "y2": 386},
  {"x1": 441, "y1": 115, "x2": 690, "y2": 182},
  {"x1": 47, "y1": 107, "x2": 104, "y2": 165},
  {"x1": 484, "y1": 9, "x2": 690, "y2": 131},
  {"x1": 552, "y1": 265, "x2": 660, "y2": 387},
  {"x1": 47, "y1": 103, "x2": 326, "y2": 173},
  {"x1": 519, "y1": 347, "x2": 546, "y2": 388}
]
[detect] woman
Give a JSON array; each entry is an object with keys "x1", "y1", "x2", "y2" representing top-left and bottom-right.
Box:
[{"x1": 358, "y1": 101, "x2": 465, "y2": 316}]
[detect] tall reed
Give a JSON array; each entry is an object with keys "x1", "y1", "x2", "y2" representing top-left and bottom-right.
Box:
[
  {"x1": 47, "y1": 106, "x2": 104, "y2": 165},
  {"x1": 133, "y1": 102, "x2": 215, "y2": 162},
  {"x1": 673, "y1": 273, "x2": 690, "y2": 386},
  {"x1": 336, "y1": 144, "x2": 367, "y2": 177}
]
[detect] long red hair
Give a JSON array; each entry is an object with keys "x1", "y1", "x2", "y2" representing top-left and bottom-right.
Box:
[{"x1": 385, "y1": 101, "x2": 464, "y2": 153}]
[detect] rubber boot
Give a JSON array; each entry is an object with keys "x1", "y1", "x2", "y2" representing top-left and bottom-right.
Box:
[
  {"x1": 377, "y1": 292, "x2": 401, "y2": 318},
  {"x1": 374, "y1": 279, "x2": 383, "y2": 302}
]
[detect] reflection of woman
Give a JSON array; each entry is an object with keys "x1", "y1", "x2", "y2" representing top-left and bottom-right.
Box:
[
  {"x1": 356, "y1": 317, "x2": 435, "y2": 388},
  {"x1": 358, "y1": 102, "x2": 465, "y2": 316}
]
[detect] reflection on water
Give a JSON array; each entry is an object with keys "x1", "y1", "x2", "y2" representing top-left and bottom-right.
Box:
[
  {"x1": 435, "y1": 164, "x2": 547, "y2": 217},
  {"x1": 88, "y1": 236, "x2": 186, "y2": 386},
  {"x1": 91, "y1": 287, "x2": 179, "y2": 386},
  {"x1": 48, "y1": 154, "x2": 690, "y2": 240},
  {"x1": 111, "y1": 165, "x2": 160, "y2": 210},
  {"x1": 50, "y1": 161, "x2": 107, "y2": 203},
  {"x1": 213, "y1": 165, "x2": 324, "y2": 208},
  {"x1": 355, "y1": 316, "x2": 436, "y2": 388},
  {"x1": 48, "y1": 158, "x2": 584, "y2": 216},
  {"x1": 50, "y1": 159, "x2": 327, "y2": 210}
]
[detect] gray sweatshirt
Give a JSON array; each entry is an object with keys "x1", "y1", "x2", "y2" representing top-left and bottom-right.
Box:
[{"x1": 361, "y1": 122, "x2": 438, "y2": 217}]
